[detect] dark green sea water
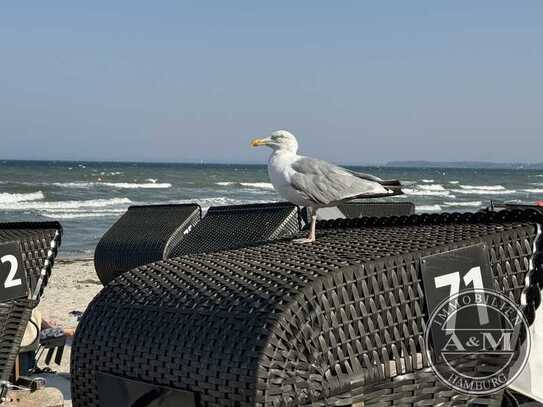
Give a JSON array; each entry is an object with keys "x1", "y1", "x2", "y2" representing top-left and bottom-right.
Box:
[{"x1": 1, "y1": 160, "x2": 542, "y2": 257}]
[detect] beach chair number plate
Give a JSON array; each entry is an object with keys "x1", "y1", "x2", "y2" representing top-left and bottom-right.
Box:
[
  {"x1": 0, "y1": 242, "x2": 28, "y2": 302},
  {"x1": 420, "y1": 243, "x2": 499, "y2": 352}
]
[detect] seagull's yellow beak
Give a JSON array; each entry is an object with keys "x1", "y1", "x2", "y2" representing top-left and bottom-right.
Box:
[{"x1": 251, "y1": 138, "x2": 267, "y2": 147}]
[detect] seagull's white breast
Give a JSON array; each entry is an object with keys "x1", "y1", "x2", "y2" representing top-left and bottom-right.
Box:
[{"x1": 267, "y1": 152, "x2": 312, "y2": 206}]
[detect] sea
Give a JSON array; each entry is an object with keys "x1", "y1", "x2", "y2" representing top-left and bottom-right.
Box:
[{"x1": 1, "y1": 160, "x2": 543, "y2": 258}]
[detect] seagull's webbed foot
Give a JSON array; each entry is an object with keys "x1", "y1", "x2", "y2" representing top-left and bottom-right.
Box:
[{"x1": 293, "y1": 237, "x2": 316, "y2": 244}]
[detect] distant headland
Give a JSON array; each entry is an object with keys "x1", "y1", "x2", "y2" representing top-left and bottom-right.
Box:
[{"x1": 385, "y1": 161, "x2": 543, "y2": 170}]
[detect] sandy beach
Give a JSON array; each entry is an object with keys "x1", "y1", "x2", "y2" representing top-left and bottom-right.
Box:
[
  {"x1": 34, "y1": 258, "x2": 102, "y2": 406},
  {"x1": 38, "y1": 258, "x2": 101, "y2": 330}
]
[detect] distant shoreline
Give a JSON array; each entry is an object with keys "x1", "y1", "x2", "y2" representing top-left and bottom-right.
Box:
[{"x1": 386, "y1": 161, "x2": 543, "y2": 170}]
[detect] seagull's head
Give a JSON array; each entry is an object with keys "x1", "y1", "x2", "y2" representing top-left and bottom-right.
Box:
[{"x1": 251, "y1": 130, "x2": 298, "y2": 153}]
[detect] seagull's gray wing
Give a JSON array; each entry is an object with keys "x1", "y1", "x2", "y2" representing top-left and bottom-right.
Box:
[{"x1": 289, "y1": 157, "x2": 391, "y2": 205}]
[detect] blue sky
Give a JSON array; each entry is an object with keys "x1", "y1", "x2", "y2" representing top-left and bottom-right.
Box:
[{"x1": 1, "y1": 2, "x2": 542, "y2": 163}]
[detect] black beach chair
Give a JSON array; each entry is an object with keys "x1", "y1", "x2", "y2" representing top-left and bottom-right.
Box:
[
  {"x1": 166, "y1": 202, "x2": 302, "y2": 257},
  {"x1": 95, "y1": 201, "x2": 415, "y2": 285},
  {"x1": 95, "y1": 202, "x2": 302, "y2": 284},
  {"x1": 317, "y1": 201, "x2": 415, "y2": 220},
  {"x1": 95, "y1": 204, "x2": 202, "y2": 285},
  {"x1": 71, "y1": 209, "x2": 542, "y2": 406},
  {"x1": 0, "y1": 222, "x2": 62, "y2": 398}
]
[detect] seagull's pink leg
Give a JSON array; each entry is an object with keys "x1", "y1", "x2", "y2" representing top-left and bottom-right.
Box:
[{"x1": 293, "y1": 207, "x2": 317, "y2": 244}]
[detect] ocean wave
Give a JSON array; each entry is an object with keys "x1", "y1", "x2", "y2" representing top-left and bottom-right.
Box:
[
  {"x1": 0, "y1": 191, "x2": 45, "y2": 204},
  {"x1": 416, "y1": 204, "x2": 442, "y2": 212},
  {"x1": 163, "y1": 197, "x2": 276, "y2": 211},
  {"x1": 41, "y1": 211, "x2": 124, "y2": 219},
  {"x1": 404, "y1": 187, "x2": 452, "y2": 197},
  {"x1": 421, "y1": 179, "x2": 434, "y2": 183},
  {"x1": 216, "y1": 181, "x2": 275, "y2": 190},
  {"x1": 523, "y1": 189, "x2": 543, "y2": 194},
  {"x1": 459, "y1": 185, "x2": 506, "y2": 191},
  {"x1": 443, "y1": 201, "x2": 483, "y2": 207},
  {"x1": 51, "y1": 182, "x2": 94, "y2": 188},
  {"x1": 452, "y1": 188, "x2": 516, "y2": 195},
  {"x1": 418, "y1": 184, "x2": 446, "y2": 191},
  {"x1": 449, "y1": 181, "x2": 460, "y2": 184},
  {"x1": 0, "y1": 197, "x2": 132, "y2": 211},
  {"x1": 101, "y1": 182, "x2": 172, "y2": 189},
  {"x1": 51, "y1": 181, "x2": 171, "y2": 189}
]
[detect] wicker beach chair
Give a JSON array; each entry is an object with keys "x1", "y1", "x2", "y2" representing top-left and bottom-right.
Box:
[
  {"x1": 95, "y1": 201, "x2": 414, "y2": 285},
  {"x1": 166, "y1": 202, "x2": 302, "y2": 257},
  {"x1": 95, "y1": 204, "x2": 202, "y2": 285},
  {"x1": 0, "y1": 222, "x2": 62, "y2": 398},
  {"x1": 71, "y1": 209, "x2": 542, "y2": 406},
  {"x1": 317, "y1": 201, "x2": 415, "y2": 221}
]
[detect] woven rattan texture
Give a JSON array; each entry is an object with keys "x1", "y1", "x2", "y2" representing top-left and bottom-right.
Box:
[
  {"x1": 0, "y1": 222, "x2": 62, "y2": 383},
  {"x1": 167, "y1": 202, "x2": 302, "y2": 258},
  {"x1": 95, "y1": 204, "x2": 201, "y2": 285},
  {"x1": 71, "y1": 210, "x2": 541, "y2": 406},
  {"x1": 337, "y1": 202, "x2": 415, "y2": 219}
]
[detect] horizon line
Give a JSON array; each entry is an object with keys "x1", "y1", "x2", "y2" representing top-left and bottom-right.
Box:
[{"x1": 2, "y1": 158, "x2": 543, "y2": 170}]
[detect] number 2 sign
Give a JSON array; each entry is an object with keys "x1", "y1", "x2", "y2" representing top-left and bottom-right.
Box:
[{"x1": 0, "y1": 242, "x2": 28, "y2": 302}]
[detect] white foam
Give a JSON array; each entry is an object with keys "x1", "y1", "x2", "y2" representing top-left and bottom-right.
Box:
[
  {"x1": 51, "y1": 182, "x2": 94, "y2": 188},
  {"x1": 0, "y1": 191, "x2": 45, "y2": 204},
  {"x1": 101, "y1": 182, "x2": 171, "y2": 189},
  {"x1": 452, "y1": 188, "x2": 516, "y2": 195},
  {"x1": 416, "y1": 205, "x2": 442, "y2": 212},
  {"x1": 404, "y1": 188, "x2": 452, "y2": 197},
  {"x1": 443, "y1": 201, "x2": 483, "y2": 207},
  {"x1": 51, "y1": 181, "x2": 171, "y2": 189},
  {"x1": 523, "y1": 189, "x2": 543, "y2": 194},
  {"x1": 240, "y1": 182, "x2": 274, "y2": 190},
  {"x1": 459, "y1": 185, "x2": 506, "y2": 191},
  {"x1": 0, "y1": 191, "x2": 45, "y2": 203},
  {"x1": 216, "y1": 182, "x2": 275, "y2": 190},
  {"x1": 449, "y1": 181, "x2": 460, "y2": 184},
  {"x1": 41, "y1": 211, "x2": 124, "y2": 219},
  {"x1": 163, "y1": 197, "x2": 276, "y2": 211},
  {"x1": 0, "y1": 197, "x2": 132, "y2": 211},
  {"x1": 418, "y1": 184, "x2": 446, "y2": 191},
  {"x1": 421, "y1": 179, "x2": 434, "y2": 183}
]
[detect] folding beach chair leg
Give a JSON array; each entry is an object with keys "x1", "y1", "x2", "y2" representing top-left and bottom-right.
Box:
[
  {"x1": 44, "y1": 348, "x2": 55, "y2": 365},
  {"x1": 54, "y1": 346, "x2": 64, "y2": 366}
]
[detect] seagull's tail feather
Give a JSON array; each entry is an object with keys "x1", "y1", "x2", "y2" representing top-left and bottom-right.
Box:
[
  {"x1": 350, "y1": 171, "x2": 404, "y2": 197},
  {"x1": 380, "y1": 179, "x2": 403, "y2": 196}
]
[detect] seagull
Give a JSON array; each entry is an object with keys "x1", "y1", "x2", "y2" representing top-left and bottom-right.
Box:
[{"x1": 251, "y1": 130, "x2": 403, "y2": 243}]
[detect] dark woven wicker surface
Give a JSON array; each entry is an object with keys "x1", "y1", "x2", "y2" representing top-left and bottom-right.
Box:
[
  {"x1": 95, "y1": 204, "x2": 201, "y2": 285},
  {"x1": 71, "y1": 210, "x2": 542, "y2": 406},
  {"x1": 337, "y1": 202, "x2": 415, "y2": 218},
  {"x1": 0, "y1": 222, "x2": 62, "y2": 384},
  {"x1": 167, "y1": 202, "x2": 302, "y2": 257}
]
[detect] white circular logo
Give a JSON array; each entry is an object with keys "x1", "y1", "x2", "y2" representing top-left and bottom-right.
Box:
[{"x1": 425, "y1": 289, "x2": 531, "y2": 395}]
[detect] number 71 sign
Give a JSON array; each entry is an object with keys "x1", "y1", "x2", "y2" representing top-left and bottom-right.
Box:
[
  {"x1": 0, "y1": 242, "x2": 28, "y2": 302},
  {"x1": 421, "y1": 243, "x2": 500, "y2": 352}
]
